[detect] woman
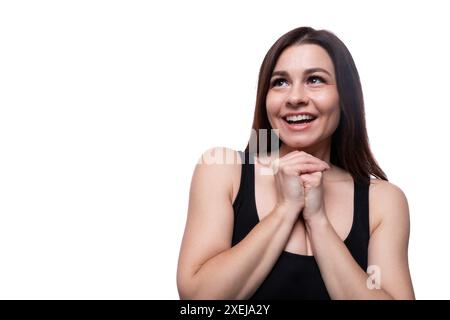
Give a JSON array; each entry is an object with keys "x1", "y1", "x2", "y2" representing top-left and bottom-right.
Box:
[{"x1": 176, "y1": 27, "x2": 415, "y2": 299}]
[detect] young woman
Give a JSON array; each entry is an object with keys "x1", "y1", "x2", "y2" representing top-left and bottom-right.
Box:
[{"x1": 176, "y1": 26, "x2": 415, "y2": 300}]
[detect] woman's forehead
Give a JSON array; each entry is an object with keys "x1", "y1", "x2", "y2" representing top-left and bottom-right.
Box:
[{"x1": 274, "y1": 44, "x2": 335, "y2": 75}]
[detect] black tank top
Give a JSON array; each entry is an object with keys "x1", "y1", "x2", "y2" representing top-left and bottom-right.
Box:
[{"x1": 231, "y1": 151, "x2": 370, "y2": 300}]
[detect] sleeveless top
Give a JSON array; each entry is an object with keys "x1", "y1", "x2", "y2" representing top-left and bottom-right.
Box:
[{"x1": 231, "y1": 151, "x2": 370, "y2": 300}]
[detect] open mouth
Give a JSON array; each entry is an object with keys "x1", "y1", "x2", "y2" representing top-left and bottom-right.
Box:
[{"x1": 282, "y1": 114, "x2": 317, "y2": 125}]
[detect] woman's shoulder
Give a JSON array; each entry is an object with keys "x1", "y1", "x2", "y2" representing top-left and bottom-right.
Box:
[
  {"x1": 194, "y1": 147, "x2": 243, "y2": 203},
  {"x1": 369, "y1": 178, "x2": 407, "y2": 202},
  {"x1": 196, "y1": 147, "x2": 243, "y2": 166},
  {"x1": 368, "y1": 178, "x2": 410, "y2": 232}
]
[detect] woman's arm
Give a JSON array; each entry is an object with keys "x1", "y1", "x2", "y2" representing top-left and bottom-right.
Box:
[
  {"x1": 176, "y1": 148, "x2": 298, "y2": 300},
  {"x1": 305, "y1": 180, "x2": 415, "y2": 300}
]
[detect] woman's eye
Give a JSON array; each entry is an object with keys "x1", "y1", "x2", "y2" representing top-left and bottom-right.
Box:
[
  {"x1": 307, "y1": 75, "x2": 326, "y2": 85},
  {"x1": 271, "y1": 76, "x2": 326, "y2": 87},
  {"x1": 271, "y1": 78, "x2": 288, "y2": 87}
]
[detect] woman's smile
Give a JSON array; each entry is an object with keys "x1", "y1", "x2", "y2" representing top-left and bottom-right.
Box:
[{"x1": 280, "y1": 112, "x2": 319, "y2": 131}]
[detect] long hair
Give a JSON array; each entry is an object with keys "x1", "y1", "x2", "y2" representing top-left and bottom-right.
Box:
[{"x1": 244, "y1": 26, "x2": 387, "y2": 182}]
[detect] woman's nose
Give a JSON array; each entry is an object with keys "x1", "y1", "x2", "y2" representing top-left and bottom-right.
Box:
[{"x1": 287, "y1": 83, "x2": 309, "y2": 106}]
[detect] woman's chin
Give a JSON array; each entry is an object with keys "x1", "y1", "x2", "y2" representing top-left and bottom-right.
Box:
[{"x1": 281, "y1": 139, "x2": 315, "y2": 150}]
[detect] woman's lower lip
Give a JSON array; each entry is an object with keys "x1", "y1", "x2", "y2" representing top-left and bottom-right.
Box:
[{"x1": 282, "y1": 118, "x2": 316, "y2": 131}]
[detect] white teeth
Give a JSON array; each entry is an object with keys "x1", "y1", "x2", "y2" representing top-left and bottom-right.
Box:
[{"x1": 286, "y1": 114, "x2": 315, "y2": 121}]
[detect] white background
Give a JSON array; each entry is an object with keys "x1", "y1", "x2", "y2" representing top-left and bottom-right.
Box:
[{"x1": 0, "y1": 0, "x2": 449, "y2": 299}]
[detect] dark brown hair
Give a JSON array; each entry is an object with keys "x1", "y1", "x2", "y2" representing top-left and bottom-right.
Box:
[{"x1": 244, "y1": 26, "x2": 387, "y2": 182}]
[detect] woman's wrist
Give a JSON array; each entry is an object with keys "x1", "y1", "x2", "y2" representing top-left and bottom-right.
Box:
[
  {"x1": 273, "y1": 202, "x2": 302, "y2": 225},
  {"x1": 304, "y1": 209, "x2": 329, "y2": 233}
]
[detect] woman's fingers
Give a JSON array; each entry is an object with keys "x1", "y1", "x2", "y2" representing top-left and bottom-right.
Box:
[
  {"x1": 271, "y1": 151, "x2": 330, "y2": 175},
  {"x1": 280, "y1": 155, "x2": 329, "y2": 171},
  {"x1": 282, "y1": 163, "x2": 328, "y2": 175},
  {"x1": 279, "y1": 151, "x2": 330, "y2": 169}
]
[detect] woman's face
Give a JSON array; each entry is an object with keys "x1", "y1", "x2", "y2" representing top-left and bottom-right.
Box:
[{"x1": 266, "y1": 44, "x2": 340, "y2": 151}]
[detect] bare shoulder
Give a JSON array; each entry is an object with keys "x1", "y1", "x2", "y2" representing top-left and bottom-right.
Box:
[
  {"x1": 369, "y1": 178, "x2": 410, "y2": 232},
  {"x1": 193, "y1": 147, "x2": 242, "y2": 203},
  {"x1": 369, "y1": 178, "x2": 408, "y2": 204},
  {"x1": 197, "y1": 147, "x2": 243, "y2": 166}
]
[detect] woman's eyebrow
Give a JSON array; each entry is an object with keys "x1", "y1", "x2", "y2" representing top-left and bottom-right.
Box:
[{"x1": 271, "y1": 68, "x2": 332, "y2": 77}]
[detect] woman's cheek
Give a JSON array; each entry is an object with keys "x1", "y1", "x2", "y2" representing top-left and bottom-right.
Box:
[
  {"x1": 321, "y1": 109, "x2": 340, "y2": 137},
  {"x1": 266, "y1": 94, "x2": 284, "y2": 122}
]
